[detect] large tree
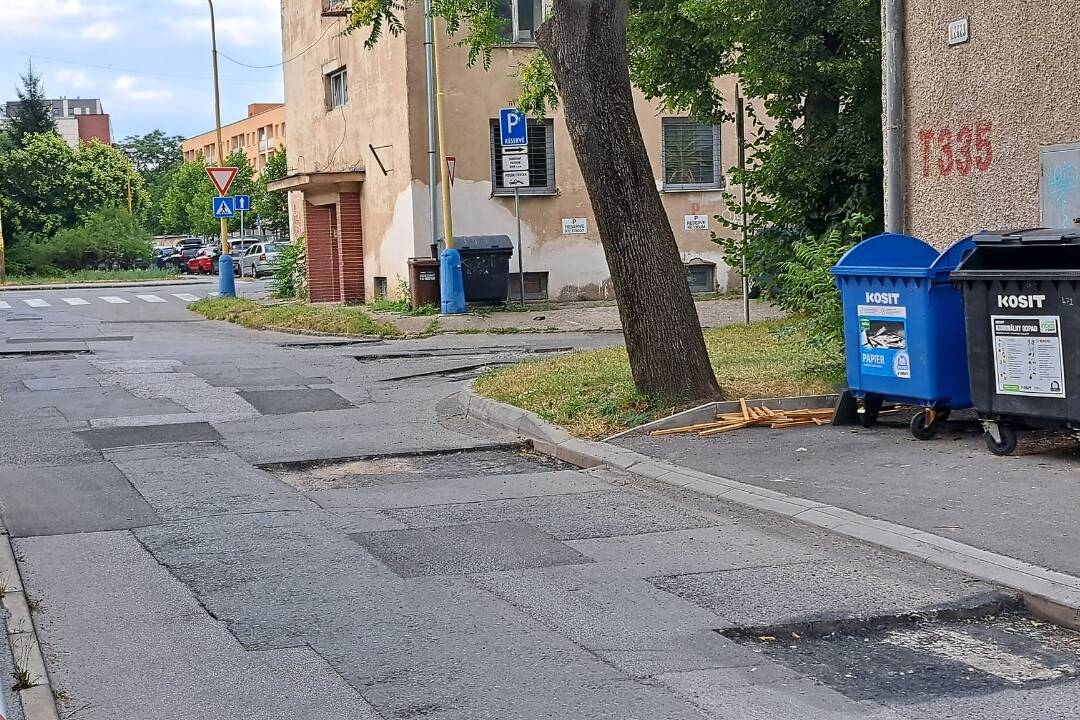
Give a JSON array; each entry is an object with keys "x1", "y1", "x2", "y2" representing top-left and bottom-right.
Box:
[
  {"x1": 159, "y1": 150, "x2": 256, "y2": 237},
  {"x1": 117, "y1": 130, "x2": 184, "y2": 187},
  {"x1": 347, "y1": 0, "x2": 719, "y2": 400},
  {"x1": 7, "y1": 62, "x2": 56, "y2": 146}
]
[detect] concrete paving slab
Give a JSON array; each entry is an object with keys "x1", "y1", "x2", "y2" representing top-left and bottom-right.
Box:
[
  {"x1": 0, "y1": 462, "x2": 158, "y2": 536},
  {"x1": 21, "y1": 386, "x2": 188, "y2": 421},
  {"x1": 238, "y1": 388, "x2": 355, "y2": 414},
  {"x1": 21, "y1": 376, "x2": 102, "y2": 391},
  {"x1": 386, "y1": 489, "x2": 716, "y2": 540},
  {"x1": 113, "y1": 453, "x2": 314, "y2": 520},
  {"x1": 351, "y1": 520, "x2": 592, "y2": 577},
  {"x1": 0, "y1": 425, "x2": 101, "y2": 467},
  {"x1": 309, "y1": 469, "x2": 612, "y2": 509},
  {"x1": 77, "y1": 421, "x2": 221, "y2": 450},
  {"x1": 17, "y1": 531, "x2": 380, "y2": 720}
]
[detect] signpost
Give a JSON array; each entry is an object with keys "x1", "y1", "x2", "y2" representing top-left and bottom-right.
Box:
[
  {"x1": 235, "y1": 194, "x2": 252, "y2": 241},
  {"x1": 500, "y1": 108, "x2": 529, "y2": 304}
]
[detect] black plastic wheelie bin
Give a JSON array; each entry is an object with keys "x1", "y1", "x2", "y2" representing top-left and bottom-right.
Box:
[
  {"x1": 453, "y1": 235, "x2": 514, "y2": 304},
  {"x1": 951, "y1": 228, "x2": 1080, "y2": 455}
]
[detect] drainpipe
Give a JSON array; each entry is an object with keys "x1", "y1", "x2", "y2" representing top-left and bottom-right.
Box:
[
  {"x1": 423, "y1": 0, "x2": 439, "y2": 256},
  {"x1": 883, "y1": 0, "x2": 905, "y2": 233}
]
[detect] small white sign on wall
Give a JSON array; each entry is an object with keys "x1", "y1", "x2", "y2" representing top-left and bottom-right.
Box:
[
  {"x1": 562, "y1": 218, "x2": 588, "y2": 235},
  {"x1": 684, "y1": 215, "x2": 710, "y2": 231},
  {"x1": 947, "y1": 17, "x2": 969, "y2": 46}
]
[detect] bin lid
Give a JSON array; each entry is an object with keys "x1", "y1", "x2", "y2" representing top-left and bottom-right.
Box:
[
  {"x1": 440, "y1": 235, "x2": 514, "y2": 254},
  {"x1": 928, "y1": 235, "x2": 976, "y2": 276},
  {"x1": 831, "y1": 232, "x2": 939, "y2": 278},
  {"x1": 968, "y1": 227, "x2": 1080, "y2": 245}
]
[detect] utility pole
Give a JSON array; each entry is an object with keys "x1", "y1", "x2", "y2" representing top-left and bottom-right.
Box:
[
  {"x1": 127, "y1": 177, "x2": 133, "y2": 214},
  {"x1": 0, "y1": 200, "x2": 6, "y2": 282},
  {"x1": 736, "y1": 85, "x2": 750, "y2": 324},
  {"x1": 423, "y1": 0, "x2": 439, "y2": 256},
  {"x1": 432, "y1": 18, "x2": 465, "y2": 314},
  {"x1": 208, "y1": 0, "x2": 229, "y2": 255}
]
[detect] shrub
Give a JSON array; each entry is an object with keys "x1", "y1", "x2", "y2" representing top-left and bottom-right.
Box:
[
  {"x1": 6, "y1": 207, "x2": 151, "y2": 274},
  {"x1": 270, "y1": 236, "x2": 307, "y2": 299}
]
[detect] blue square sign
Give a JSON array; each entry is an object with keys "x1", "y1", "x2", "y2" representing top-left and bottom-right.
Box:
[
  {"x1": 499, "y1": 107, "x2": 528, "y2": 147},
  {"x1": 234, "y1": 194, "x2": 252, "y2": 212},
  {"x1": 213, "y1": 196, "x2": 235, "y2": 219}
]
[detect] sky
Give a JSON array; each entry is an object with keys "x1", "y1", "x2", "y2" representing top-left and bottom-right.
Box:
[{"x1": 0, "y1": 0, "x2": 285, "y2": 140}]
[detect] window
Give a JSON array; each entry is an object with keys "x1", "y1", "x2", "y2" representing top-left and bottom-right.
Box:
[
  {"x1": 374, "y1": 277, "x2": 388, "y2": 299},
  {"x1": 327, "y1": 68, "x2": 348, "y2": 110},
  {"x1": 661, "y1": 118, "x2": 723, "y2": 191},
  {"x1": 495, "y1": 0, "x2": 546, "y2": 44},
  {"x1": 489, "y1": 118, "x2": 556, "y2": 195}
]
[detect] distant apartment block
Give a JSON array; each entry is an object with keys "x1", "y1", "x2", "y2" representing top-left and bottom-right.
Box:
[
  {"x1": 182, "y1": 103, "x2": 286, "y2": 174},
  {"x1": 1, "y1": 96, "x2": 111, "y2": 147}
]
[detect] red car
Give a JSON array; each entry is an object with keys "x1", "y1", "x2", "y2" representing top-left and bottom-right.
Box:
[{"x1": 186, "y1": 247, "x2": 220, "y2": 274}]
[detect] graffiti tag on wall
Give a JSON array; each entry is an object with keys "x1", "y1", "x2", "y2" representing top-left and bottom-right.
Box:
[{"x1": 918, "y1": 121, "x2": 993, "y2": 177}]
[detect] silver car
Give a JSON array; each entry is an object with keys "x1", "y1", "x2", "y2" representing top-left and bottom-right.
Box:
[{"x1": 239, "y1": 242, "x2": 283, "y2": 278}]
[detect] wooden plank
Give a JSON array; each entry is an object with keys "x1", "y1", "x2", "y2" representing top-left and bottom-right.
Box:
[
  {"x1": 650, "y1": 420, "x2": 730, "y2": 436},
  {"x1": 739, "y1": 399, "x2": 750, "y2": 421},
  {"x1": 700, "y1": 420, "x2": 756, "y2": 436}
]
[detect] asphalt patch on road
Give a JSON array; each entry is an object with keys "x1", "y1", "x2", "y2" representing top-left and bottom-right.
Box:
[
  {"x1": 5, "y1": 335, "x2": 133, "y2": 343},
  {"x1": 78, "y1": 421, "x2": 222, "y2": 450},
  {"x1": 378, "y1": 362, "x2": 517, "y2": 382},
  {"x1": 271, "y1": 447, "x2": 570, "y2": 491},
  {"x1": 238, "y1": 388, "x2": 355, "y2": 414},
  {"x1": 349, "y1": 520, "x2": 593, "y2": 577},
  {"x1": 720, "y1": 597, "x2": 1080, "y2": 704}
]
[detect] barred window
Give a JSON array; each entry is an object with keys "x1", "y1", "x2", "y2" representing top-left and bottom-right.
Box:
[
  {"x1": 662, "y1": 118, "x2": 723, "y2": 191},
  {"x1": 494, "y1": 0, "x2": 546, "y2": 44},
  {"x1": 489, "y1": 118, "x2": 556, "y2": 196}
]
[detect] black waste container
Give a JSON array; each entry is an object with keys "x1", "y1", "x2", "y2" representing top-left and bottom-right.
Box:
[
  {"x1": 447, "y1": 235, "x2": 514, "y2": 304},
  {"x1": 951, "y1": 228, "x2": 1080, "y2": 455}
]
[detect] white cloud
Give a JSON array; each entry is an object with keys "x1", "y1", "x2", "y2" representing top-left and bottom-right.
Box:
[
  {"x1": 0, "y1": 0, "x2": 118, "y2": 37},
  {"x1": 54, "y1": 69, "x2": 96, "y2": 90},
  {"x1": 81, "y1": 20, "x2": 118, "y2": 41},
  {"x1": 113, "y1": 75, "x2": 171, "y2": 102}
]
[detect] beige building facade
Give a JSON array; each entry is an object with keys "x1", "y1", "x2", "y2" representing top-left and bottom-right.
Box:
[
  {"x1": 898, "y1": 2, "x2": 1080, "y2": 246},
  {"x1": 183, "y1": 103, "x2": 286, "y2": 174},
  {"x1": 274, "y1": 2, "x2": 742, "y2": 303}
]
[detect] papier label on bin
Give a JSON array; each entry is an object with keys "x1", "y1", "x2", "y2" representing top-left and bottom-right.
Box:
[
  {"x1": 858, "y1": 304, "x2": 910, "y2": 379},
  {"x1": 991, "y1": 315, "x2": 1066, "y2": 398}
]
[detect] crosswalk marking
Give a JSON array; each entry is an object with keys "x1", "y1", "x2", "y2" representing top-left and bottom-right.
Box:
[
  {"x1": 23, "y1": 299, "x2": 50, "y2": 307},
  {"x1": 62, "y1": 297, "x2": 91, "y2": 305},
  {"x1": 0, "y1": 290, "x2": 218, "y2": 309},
  {"x1": 172, "y1": 293, "x2": 200, "y2": 302},
  {"x1": 136, "y1": 294, "x2": 167, "y2": 303},
  {"x1": 0, "y1": 301, "x2": 10, "y2": 309},
  {"x1": 99, "y1": 296, "x2": 129, "y2": 304}
]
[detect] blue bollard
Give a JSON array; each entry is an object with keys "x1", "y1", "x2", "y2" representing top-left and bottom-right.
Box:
[
  {"x1": 440, "y1": 248, "x2": 467, "y2": 314},
  {"x1": 218, "y1": 254, "x2": 236, "y2": 297}
]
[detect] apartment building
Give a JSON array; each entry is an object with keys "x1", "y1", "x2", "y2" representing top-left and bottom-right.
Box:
[
  {"x1": 894, "y1": 2, "x2": 1080, "y2": 245},
  {"x1": 1, "y1": 96, "x2": 111, "y2": 147},
  {"x1": 271, "y1": 1, "x2": 740, "y2": 304},
  {"x1": 182, "y1": 103, "x2": 286, "y2": 174}
]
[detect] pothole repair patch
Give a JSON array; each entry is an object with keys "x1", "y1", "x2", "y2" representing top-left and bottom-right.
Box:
[{"x1": 721, "y1": 605, "x2": 1080, "y2": 703}]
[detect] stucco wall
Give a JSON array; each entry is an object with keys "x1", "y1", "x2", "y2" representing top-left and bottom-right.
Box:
[{"x1": 902, "y1": 1, "x2": 1080, "y2": 247}]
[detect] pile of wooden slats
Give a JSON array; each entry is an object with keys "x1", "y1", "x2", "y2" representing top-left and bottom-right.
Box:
[{"x1": 649, "y1": 400, "x2": 835, "y2": 437}]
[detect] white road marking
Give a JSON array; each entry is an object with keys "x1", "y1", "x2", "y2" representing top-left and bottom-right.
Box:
[
  {"x1": 883, "y1": 628, "x2": 1071, "y2": 683},
  {"x1": 136, "y1": 294, "x2": 167, "y2": 303},
  {"x1": 62, "y1": 297, "x2": 91, "y2": 305},
  {"x1": 172, "y1": 293, "x2": 200, "y2": 302},
  {"x1": 23, "y1": 298, "x2": 49, "y2": 307},
  {"x1": 98, "y1": 296, "x2": 130, "y2": 304},
  {"x1": 0, "y1": 301, "x2": 10, "y2": 309}
]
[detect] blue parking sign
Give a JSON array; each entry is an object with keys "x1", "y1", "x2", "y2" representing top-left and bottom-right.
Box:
[
  {"x1": 213, "y1": 196, "x2": 235, "y2": 219},
  {"x1": 234, "y1": 194, "x2": 252, "y2": 212},
  {"x1": 499, "y1": 107, "x2": 528, "y2": 146}
]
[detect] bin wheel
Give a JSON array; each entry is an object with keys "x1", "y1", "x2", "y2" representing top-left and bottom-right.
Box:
[
  {"x1": 910, "y1": 410, "x2": 940, "y2": 441},
  {"x1": 860, "y1": 397, "x2": 883, "y2": 428},
  {"x1": 984, "y1": 425, "x2": 1018, "y2": 456}
]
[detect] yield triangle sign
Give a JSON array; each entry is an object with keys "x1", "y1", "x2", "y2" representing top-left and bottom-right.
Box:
[
  {"x1": 206, "y1": 166, "x2": 239, "y2": 195},
  {"x1": 446, "y1": 156, "x2": 457, "y2": 187}
]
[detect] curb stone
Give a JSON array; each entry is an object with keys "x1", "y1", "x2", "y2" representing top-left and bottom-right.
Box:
[
  {"x1": 0, "y1": 279, "x2": 208, "y2": 292},
  {"x1": 0, "y1": 531, "x2": 59, "y2": 720},
  {"x1": 459, "y1": 383, "x2": 1080, "y2": 628}
]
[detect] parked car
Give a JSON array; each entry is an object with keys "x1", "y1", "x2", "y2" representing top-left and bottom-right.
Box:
[
  {"x1": 186, "y1": 247, "x2": 221, "y2": 275},
  {"x1": 152, "y1": 247, "x2": 175, "y2": 270},
  {"x1": 238, "y1": 242, "x2": 283, "y2": 278},
  {"x1": 166, "y1": 246, "x2": 203, "y2": 273}
]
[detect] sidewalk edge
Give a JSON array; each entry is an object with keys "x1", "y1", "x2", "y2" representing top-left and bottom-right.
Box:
[
  {"x1": 459, "y1": 384, "x2": 1080, "y2": 626},
  {"x1": 0, "y1": 532, "x2": 59, "y2": 720},
  {"x1": 0, "y1": 279, "x2": 208, "y2": 292}
]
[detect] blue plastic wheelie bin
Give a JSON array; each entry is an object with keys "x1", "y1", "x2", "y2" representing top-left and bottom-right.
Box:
[{"x1": 831, "y1": 233, "x2": 974, "y2": 439}]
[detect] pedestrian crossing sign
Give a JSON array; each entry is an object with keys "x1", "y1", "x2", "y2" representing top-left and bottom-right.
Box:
[{"x1": 213, "y1": 196, "x2": 235, "y2": 219}]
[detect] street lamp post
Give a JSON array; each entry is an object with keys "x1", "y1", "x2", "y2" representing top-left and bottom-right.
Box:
[{"x1": 208, "y1": 0, "x2": 235, "y2": 295}]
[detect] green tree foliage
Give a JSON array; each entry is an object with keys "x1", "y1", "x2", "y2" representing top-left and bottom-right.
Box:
[
  {"x1": 7, "y1": 62, "x2": 57, "y2": 146},
  {"x1": 116, "y1": 130, "x2": 184, "y2": 186},
  {"x1": 7, "y1": 207, "x2": 153, "y2": 274},
  {"x1": 270, "y1": 235, "x2": 306, "y2": 299},
  {"x1": 630, "y1": 0, "x2": 884, "y2": 238},
  {"x1": 255, "y1": 147, "x2": 290, "y2": 239},
  {"x1": 159, "y1": 158, "x2": 219, "y2": 238}
]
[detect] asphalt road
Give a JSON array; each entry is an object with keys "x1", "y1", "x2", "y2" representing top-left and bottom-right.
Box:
[{"x1": 1, "y1": 295, "x2": 1080, "y2": 719}]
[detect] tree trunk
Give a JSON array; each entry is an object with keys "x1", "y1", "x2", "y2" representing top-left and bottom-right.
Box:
[{"x1": 536, "y1": 0, "x2": 719, "y2": 401}]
